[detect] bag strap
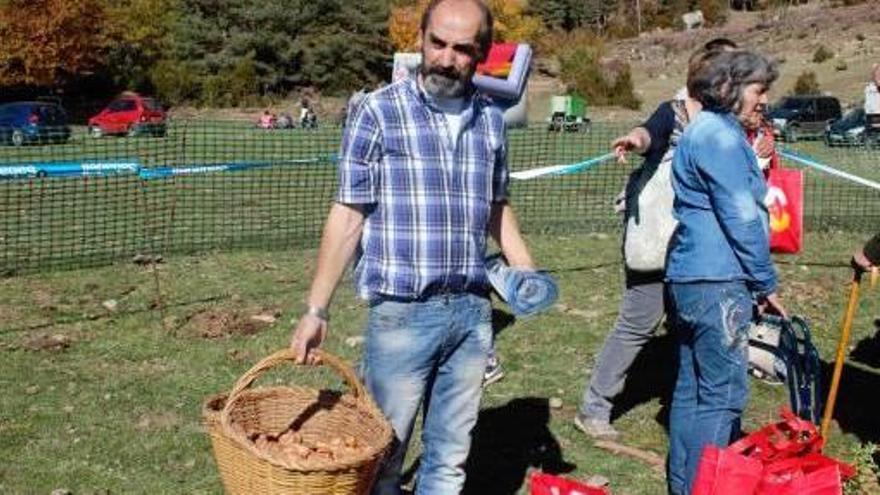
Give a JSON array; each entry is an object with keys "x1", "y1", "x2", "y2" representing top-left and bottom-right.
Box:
[
  {"x1": 729, "y1": 409, "x2": 821, "y2": 460},
  {"x1": 670, "y1": 99, "x2": 690, "y2": 130}
]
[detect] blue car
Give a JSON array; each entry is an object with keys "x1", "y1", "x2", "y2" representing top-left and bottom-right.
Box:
[
  {"x1": 0, "y1": 102, "x2": 71, "y2": 146},
  {"x1": 824, "y1": 108, "x2": 866, "y2": 147}
]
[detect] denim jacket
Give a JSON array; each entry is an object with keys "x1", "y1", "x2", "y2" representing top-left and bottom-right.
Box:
[{"x1": 665, "y1": 110, "x2": 777, "y2": 297}]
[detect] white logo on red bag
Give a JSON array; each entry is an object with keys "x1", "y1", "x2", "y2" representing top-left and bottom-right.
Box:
[{"x1": 765, "y1": 186, "x2": 791, "y2": 233}]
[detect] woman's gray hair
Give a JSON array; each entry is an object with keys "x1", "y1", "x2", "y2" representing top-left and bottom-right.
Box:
[{"x1": 689, "y1": 50, "x2": 778, "y2": 113}]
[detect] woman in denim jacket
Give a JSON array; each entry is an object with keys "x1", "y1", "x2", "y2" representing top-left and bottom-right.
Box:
[{"x1": 665, "y1": 50, "x2": 787, "y2": 495}]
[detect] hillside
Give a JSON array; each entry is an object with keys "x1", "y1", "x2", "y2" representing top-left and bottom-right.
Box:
[
  {"x1": 529, "y1": 2, "x2": 880, "y2": 123},
  {"x1": 171, "y1": 2, "x2": 878, "y2": 125}
]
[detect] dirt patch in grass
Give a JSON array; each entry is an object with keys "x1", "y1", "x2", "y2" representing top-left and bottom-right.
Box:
[
  {"x1": 23, "y1": 333, "x2": 72, "y2": 352},
  {"x1": 556, "y1": 303, "x2": 602, "y2": 321},
  {"x1": 135, "y1": 410, "x2": 182, "y2": 432},
  {"x1": 184, "y1": 307, "x2": 281, "y2": 339},
  {"x1": 32, "y1": 288, "x2": 56, "y2": 310},
  {"x1": 0, "y1": 302, "x2": 21, "y2": 328},
  {"x1": 784, "y1": 278, "x2": 842, "y2": 308}
]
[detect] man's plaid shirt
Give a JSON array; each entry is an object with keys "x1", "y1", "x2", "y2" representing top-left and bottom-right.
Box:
[{"x1": 337, "y1": 76, "x2": 509, "y2": 300}]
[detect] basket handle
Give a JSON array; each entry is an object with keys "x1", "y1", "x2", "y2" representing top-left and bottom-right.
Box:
[{"x1": 220, "y1": 348, "x2": 367, "y2": 421}]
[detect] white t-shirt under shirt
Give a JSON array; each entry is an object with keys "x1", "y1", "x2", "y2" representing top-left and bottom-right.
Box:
[{"x1": 425, "y1": 93, "x2": 467, "y2": 142}]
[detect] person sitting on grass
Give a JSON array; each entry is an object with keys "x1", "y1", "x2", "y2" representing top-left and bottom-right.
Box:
[{"x1": 258, "y1": 109, "x2": 276, "y2": 129}]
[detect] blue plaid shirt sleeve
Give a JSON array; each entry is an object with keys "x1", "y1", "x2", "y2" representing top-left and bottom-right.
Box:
[
  {"x1": 492, "y1": 126, "x2": 510, "y2": 203},
  {"x1": 337, "y1": 103, "x2": 381, "y2": 205}
]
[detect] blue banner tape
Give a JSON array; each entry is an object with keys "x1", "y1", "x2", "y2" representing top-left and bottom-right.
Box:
[
  {"x1": 0, "y1": 161, "x2": 141, "y2": 179},
  {"x1": 780, "y1": 149, "x2": 880, "y2": 192}
]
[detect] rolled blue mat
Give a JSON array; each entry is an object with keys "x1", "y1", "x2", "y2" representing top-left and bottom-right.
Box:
[{"x1": 486, "y1": 253, "x2": 559, "y2": 318}]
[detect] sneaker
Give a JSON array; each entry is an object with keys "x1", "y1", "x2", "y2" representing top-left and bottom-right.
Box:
[
  {"x1": 749, "y1": 367, "x2": 785, "y2": 386},
  {"x1": 574, "y1": 412, "x2": 620, "y2": 440},
  {"x1": 483, "y1": 356, "x2": 505, "y2": 387}
]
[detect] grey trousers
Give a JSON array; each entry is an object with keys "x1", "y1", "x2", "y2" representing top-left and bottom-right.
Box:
[{"x1": 579, "y1": 281, "x2": 666, "y2": 422}]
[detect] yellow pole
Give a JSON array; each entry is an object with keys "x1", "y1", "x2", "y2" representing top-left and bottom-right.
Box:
[{"x1": 820, "y1": 271, "x2": 862, "y2": 438}]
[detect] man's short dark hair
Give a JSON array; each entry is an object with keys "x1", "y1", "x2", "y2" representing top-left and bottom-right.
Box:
[
  {"x1": 420, "y1": 0, "x2": 494, "y2": 59},
  {"x1": 689, "y1": 50, "x2": 778, "y2": 113},
  {"x1": 703, "y1": 37, "x2": 738, "y2": 52}
]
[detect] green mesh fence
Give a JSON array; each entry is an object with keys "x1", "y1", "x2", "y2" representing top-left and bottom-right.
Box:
[{"x1": 0, "y1": 120, "x2": 878, "y2": 275}]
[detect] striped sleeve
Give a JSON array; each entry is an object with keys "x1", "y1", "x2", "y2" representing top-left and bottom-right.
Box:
[{"x1": 336, "y1": 103, "x2": 381, "y2": 205}]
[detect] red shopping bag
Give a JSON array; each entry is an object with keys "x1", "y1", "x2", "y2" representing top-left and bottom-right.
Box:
[
  {"x1": 765, "y1": 165, "x2": 804, "y2": 254},
  {"x1": 758, "y1": 454, "x2": 849, "y2": 495},
  {"x1": 692, "y1": 409, "x2": 854, "y2": 495},
  {"x1": 529, "y1": 472, "x2": 610, "y2": 495},
  {"x1": 692, "y1": 444, "x2": 763, "y2": 495},
  {"x1": 727, "y1": 408, "x2": 823, "y2": 463}
]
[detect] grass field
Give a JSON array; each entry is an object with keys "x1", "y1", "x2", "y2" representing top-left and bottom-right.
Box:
[
  {"x1": 2, "y1": 230, "x2": 880, "y2": 494},
  {"x1": 1, "y1": 121, "x2": 880, "y2": 493}
]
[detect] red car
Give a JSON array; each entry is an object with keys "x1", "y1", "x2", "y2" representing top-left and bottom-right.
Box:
[{"x1": 88, "y1": 93, "x2": 167, "y2": 138}]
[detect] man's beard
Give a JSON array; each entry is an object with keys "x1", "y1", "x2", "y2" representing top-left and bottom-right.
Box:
[{"x1": 420, "y1": 63, "x2": 471, "y2": 98}]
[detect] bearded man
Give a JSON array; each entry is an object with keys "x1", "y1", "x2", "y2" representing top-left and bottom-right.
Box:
[{"x1": 289, "y1": 1, "x2": 537, "y2": 493}]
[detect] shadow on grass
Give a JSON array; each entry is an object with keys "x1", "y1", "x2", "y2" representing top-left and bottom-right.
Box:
[
  {"x1": 605, "y1": 330, "x2": 880, "y2": 446},
  {"x1": 849, "y1": 321, "x2": 880, "y2": 369},
  {"x1": 820, "y1": 357, "x2": 880, "y2": 470},
  {"x1": 609, "y1": 331, "x2": 677, "y2": 431},
  {"x1": 492, "y1": 308, "x2": 516, "y2": 337},
  {"x1": 821, "y1": 359, "x2": 880, "y2": 444},
  {"x1": 463, "y1": 397, "x2": 576, "y2": 494}
]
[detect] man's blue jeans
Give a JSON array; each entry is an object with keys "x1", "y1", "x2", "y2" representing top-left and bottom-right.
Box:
[
  {"x1": 362, "y1": 293, "x2": 492, "y2": 495},
  {"x1": 666, "y1": 281, "x2": 752, "y2": 495}
]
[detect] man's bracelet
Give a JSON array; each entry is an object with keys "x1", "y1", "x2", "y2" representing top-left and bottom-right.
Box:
[{"x1": 303, "y1": 305, "x2": 329, "y2": 322}]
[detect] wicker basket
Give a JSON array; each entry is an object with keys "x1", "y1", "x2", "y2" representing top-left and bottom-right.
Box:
[{"x1": 204, "y1": 349, "x2": 393, "y2": 494}]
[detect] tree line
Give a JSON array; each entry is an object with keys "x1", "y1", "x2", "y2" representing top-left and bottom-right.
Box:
[{"x1": 0, "y1": 0, "x2": 852, "y2": 108}]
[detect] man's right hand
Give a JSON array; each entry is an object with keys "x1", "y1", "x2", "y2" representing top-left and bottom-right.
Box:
[{"x1": 290, "y1": 313, "x2": 327, "y2": 365}]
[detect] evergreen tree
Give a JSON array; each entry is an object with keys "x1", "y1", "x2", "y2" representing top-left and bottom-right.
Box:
[
  {"x1": 530, "y1": 0, "x2": 616, "y2": 31},
  {"x1": 163, "y1": 0, "x2": 391, "y2": 103},
  {"x1": 103, "y1": 0, "x2": 177, "y2": 92}
]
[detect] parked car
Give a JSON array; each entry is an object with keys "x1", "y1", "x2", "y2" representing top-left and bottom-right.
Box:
[
  {"x1": 824, "y1": 108, "x2": 868, "y2": 147},
  {"x1": 88, "y1": 94, "x2": 167, "y2": 138},
  {"x1": 0, "y1": 101, "x2": 71, "y2": 146},
  {"x1": 769, "y1": 95, "x2": 841, "y2": 142}
]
